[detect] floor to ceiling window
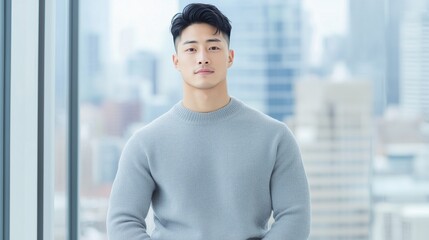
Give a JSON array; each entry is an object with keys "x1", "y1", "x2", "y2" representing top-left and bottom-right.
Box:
[
  {"x1": 3, "y1": 0, "x2": 71, "y2": 239},
  {"x1": 44, "y1": 0, "x2": 70, "y2": 239},
  {"x1": 78, "y1": 1, "x2": 178, "y2": 239},
  {"x1": 72, "y1": 0, "x2": 429, "y2": 239},
  {"x1": 1, "y1": 0, "x2": 428, "y2": 239}
]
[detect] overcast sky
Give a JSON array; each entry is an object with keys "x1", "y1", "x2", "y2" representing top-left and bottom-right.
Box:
[{"x1": 303, "y1": 0, "x2": 349, "y2": 65}]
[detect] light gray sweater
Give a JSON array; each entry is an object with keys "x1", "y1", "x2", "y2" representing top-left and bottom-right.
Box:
[{"x1": 107, "y1": 97, "x2": 310, "y2": 240}]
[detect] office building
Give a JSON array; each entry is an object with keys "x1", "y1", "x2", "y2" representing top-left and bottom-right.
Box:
[
  {"x1": 399, "y1": 0, "x2": 429, "y2": 120},
  {"x1": 292, "y1": 79, "x2": 372, "y2": 240},
  {"x1": 348, "y1": 0, "x2": 386, "y2": 115},
  {"x1": 385, "y1": 0, "x2": 405, "y2": 106},
  {"x1": 373, "y1": 204, "x2": 429, "y2": 240}
]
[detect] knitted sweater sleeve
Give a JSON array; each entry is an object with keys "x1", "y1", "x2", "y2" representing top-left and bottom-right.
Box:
[
  {"x1": 107, "y1": 134, "x2": 155, "y2": 240},
  {"x1": 263, "y1": 127, "x2": 311, "y2": 240}
]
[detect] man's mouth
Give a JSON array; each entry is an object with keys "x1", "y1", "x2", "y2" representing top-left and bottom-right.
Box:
[{"x1": 195, "y1": 68, "x2": 214, "y2": 74}]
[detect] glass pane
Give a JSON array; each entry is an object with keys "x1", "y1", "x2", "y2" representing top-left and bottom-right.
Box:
[
  {"x1": 79, "y1": 0, "x2": 429, "y2": 239},
  {"x1": 78, "y1": 1, "x2": 178, "y2": 239},
  {"x1": 53, "y1": 0, "x2": 70, "y2": 239},
  {"x1": 9, "y1": 1, "x2": 38, "y2": 238}
]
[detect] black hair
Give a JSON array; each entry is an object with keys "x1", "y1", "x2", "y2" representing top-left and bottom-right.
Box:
[{"x1": 170, "y1": 3, "x2": 232, "y2": 49}]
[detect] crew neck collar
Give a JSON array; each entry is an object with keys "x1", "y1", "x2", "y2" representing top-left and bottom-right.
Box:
[{"x1": 172, "y1": 97, "x2": 242, "y2": 123}]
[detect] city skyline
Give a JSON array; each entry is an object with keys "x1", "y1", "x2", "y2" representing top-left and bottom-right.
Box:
[
  {"x1": 74, "y1": 1, "x2": 429, "y2": 239},
  {"x1": 4, "y1": 0, "x2": 429, "y2": 240}
]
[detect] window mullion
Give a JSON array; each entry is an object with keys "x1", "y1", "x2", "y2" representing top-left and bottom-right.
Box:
[{"x1": 69, "y1": 0, "x2": 79, "y2": 239}]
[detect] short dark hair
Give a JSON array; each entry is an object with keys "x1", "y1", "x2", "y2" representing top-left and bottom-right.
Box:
[{"x1": 170, "y1": 3, "x2": 232, "y2": 49}]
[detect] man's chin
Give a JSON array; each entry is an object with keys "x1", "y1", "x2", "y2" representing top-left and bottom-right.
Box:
[{"x1": 184, "y1": 79, "x2": 221, "y2": 89}]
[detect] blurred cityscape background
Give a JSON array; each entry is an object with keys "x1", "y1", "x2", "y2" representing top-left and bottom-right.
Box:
[{"x1": 52, "y1": 0, "x2": 429, "y2": 239}]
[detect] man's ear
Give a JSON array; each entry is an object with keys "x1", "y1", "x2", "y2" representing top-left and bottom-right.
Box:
[
  {"x1": 172, "y1": 54, "x2": 180, "y2": 71},
  {"x1": 227, "y1": 49, "x2": 234, "y2": 67}
]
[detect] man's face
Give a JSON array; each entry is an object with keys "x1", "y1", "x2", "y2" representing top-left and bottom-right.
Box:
[{"x1": 173, "y1": 23, "x2": 234, "y2": 92}]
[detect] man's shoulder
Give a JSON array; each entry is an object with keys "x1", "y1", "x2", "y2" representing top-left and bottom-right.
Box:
[
  {"x1": 232, "y1": 99, "x2": 296, "y2": 145},
  {"x1": 130, "y1": 106, "x2": 177, "y2": 139},
  {"x1": 237, "y1": 99, "x2": 287, "y2": 129}
]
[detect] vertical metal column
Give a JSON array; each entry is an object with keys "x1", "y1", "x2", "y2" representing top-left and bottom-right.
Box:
[
  {"x1": 69, "y1": 0, "x2": 79, "y2": 239},
  {"x1": 37, "y1": 0, "x2": 46, "y2": 239},
  {"x1": 1, "y1": 0, "x2": 11, "y2": 239}
]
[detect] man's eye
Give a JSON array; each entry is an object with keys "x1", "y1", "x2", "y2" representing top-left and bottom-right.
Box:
[
  {"x1": 209, "y1": 46, "x2": 220, "y2": 50},
  {"x1": 186, "y1": 48, "x2": 196, "y2": 52}
]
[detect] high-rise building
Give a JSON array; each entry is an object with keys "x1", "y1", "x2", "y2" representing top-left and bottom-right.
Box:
[
  {"x1": 385, "y1": 0, "x2": 405, "y2": 106},
  {"x1": 373, "y1": 204, "x2": 429, "y2": 240},
  {"x1": 80, "y1": 0, "x2": 110, "y2": 102},
  {"x1": 372, "y1": 105, "x2": 429, "y2": 240},
  {"x1": 179, "y1": 0, "x2": 303, "y2": 121},
  {"x1": 374, "y1": 108, "x2": 428, "y2": 176},
  {"x1": 127, "y1": 50, "x2": 158, "y2": 95},
  {"x1": 399, "y1": 0, "x2": 429, "y2": 120},
  {"x1": 348, "y1": 0, "x2": 386, "y2": 115},
  {"x1": 291, "y1": 79, "x2": 372, "y2": 240}
]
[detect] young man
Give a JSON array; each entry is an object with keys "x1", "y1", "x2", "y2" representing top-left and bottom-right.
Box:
[{"x1": 107, "y1": 3, "x2": 310, "y2": 240}]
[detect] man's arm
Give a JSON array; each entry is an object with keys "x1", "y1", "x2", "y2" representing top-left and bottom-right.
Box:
[
  {"x1": 107, "y1": 133, "x2": 155, "y2": 240},
  {"x1": 263, "y1": 127, "x2": 311, "y2": 240}
]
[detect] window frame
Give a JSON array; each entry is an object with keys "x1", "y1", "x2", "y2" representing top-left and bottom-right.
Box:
[
  {"x1": 1, "y1": 0, "x2": 11, "y2": 239},
  {"x1": 68, "y1": 0, "x2": 79, "y2": 239},
  {"x1": 43, "y1": 0, "x2": 73, "y2": 238},
  {"x1": 1, "y1": 0, "x2": 4, "y2": 237},
  {"x1": 38, "y1": 0, "x2": 46, "y2": 239}
]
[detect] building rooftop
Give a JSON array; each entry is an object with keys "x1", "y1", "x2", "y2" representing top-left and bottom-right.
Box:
[{"x1": 372, "y1": 175, "x2": 429, "y2": 201}]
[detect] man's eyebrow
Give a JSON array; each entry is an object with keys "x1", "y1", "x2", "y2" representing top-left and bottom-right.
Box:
[
  {"x1": 183, "y1": 40, "x2": 198, "y2": 45},
  {"x1": 206, "y1": 38, "x2": 222, "y2": 43},
  {"x1": 182, "y1": 38, "x2": 222, "y2": 45}
]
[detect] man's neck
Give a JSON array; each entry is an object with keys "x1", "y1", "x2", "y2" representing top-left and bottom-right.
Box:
[{"x1": 182, "y1": 90, "x2": 231, "y2": 113}]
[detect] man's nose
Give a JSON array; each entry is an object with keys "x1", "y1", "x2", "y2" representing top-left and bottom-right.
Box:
[{"x1": 197, "y1": 50, "x2": 210, "y2": 65}]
